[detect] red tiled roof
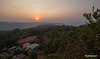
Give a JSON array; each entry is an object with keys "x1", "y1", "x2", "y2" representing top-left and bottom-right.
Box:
[
  {"x1": 23, "y1": 43, "x2": 30, "y2": 49},
  {"x1": 9, "y1": 46, "x2": 16, "y2": 51}
]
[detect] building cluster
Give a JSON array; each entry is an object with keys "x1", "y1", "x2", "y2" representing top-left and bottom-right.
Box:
[{"x1": 0, "y1": 43, "x2": 39, "y2": 59}]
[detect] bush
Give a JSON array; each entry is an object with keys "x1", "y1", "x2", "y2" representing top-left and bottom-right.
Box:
[
  {"x1": 27, "y1": 51, "x2": 37, "y2": 59},
  {"x1": 46, "y1": 54, "x2": 61, "y2": 59},
  {"x1": 4, "y1": 55, "x2": 13, "y2": 59}
]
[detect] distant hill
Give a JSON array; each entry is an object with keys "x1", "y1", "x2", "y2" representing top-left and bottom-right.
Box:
[{"x1": 0, "y1": 22, "x2": 64, "y2": 31}]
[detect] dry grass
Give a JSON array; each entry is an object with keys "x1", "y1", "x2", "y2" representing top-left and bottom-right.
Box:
[{"x1": 18, "y1": 36, "x2": 36, "y2": 44}]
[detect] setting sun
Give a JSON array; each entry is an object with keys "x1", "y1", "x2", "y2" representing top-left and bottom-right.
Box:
[
  {"x1": 36, "y1": 17, "x2": 39, "y2": 20},
  {"x1": 34, "y1": 17, "x2": 39, "y2": 21}
]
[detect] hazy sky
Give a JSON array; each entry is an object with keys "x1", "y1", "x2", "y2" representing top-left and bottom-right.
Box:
[{"x1": 0, "y1": 0, "x2": 100, "y2": 25}]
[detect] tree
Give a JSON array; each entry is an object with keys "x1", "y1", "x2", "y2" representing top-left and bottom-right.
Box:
[
  {"x1": 27, "y1": 51, "x2": 37, "y2": 59},
  {"x1": 83, "y1": 7, "x2": 100, "y2": 54},
  {"x1": 83, "y1": 7, "x2": 100, "y2": 23},
  {"x1": 46, "y1": 54, "x2": 61, "y2": 59},
  {"x1": 4, "y1": 55, "x2": 13, "y2": 59}
]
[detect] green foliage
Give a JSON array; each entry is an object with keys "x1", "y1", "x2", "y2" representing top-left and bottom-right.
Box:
[
  {"x1": 14, "y1": 49, "x2": 28, "y2": 55},
  {"x1": 82, "y1": 7, "x2": 100, "y2": 54},
  {"x1": 4, "y1": 55, "x2": 13, "y2": 59},
  {"x1": 27, "y1": 51, "x2": 37, "y2": 59},
  {"x1": 42, "y1": 36, "x2": 68, "y2": 55},
  {"x1": 83, "y1": 7, "x2": 100, "y2": 23},
  {"x1": 46, "y1": 54, "x2": 61, "y2": 59}
]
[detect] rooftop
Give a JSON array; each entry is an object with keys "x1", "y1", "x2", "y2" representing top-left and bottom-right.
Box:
[{"x1": 27, "y1": 43, "x2": 39, "y2": 49}]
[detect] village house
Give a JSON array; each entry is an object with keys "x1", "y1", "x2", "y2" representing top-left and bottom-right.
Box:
[
  {"x1": 27, "y1": 43, "x2": 39, "y2": 50},
  {"x1": 8, "y1": 46, "x2": 16, "y2": 51},
  {"x1": 8, "y1": 46, "x2": 16, "y2": 55},
  {"x1": 22, "y1": 43, "x2": 30, "y2": 49}
]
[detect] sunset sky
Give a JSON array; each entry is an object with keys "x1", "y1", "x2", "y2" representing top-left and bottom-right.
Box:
[{"x1": 0, "y1": 0, "x2": 100, "y2": 25}]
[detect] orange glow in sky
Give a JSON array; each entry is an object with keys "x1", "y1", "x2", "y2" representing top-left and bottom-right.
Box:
[
  {"x1": 35, "y1": 17, "x2": 39, "y2": 21},
  {"x1": 1, "y1": 0, "x2": 100, "y2": 25}
]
